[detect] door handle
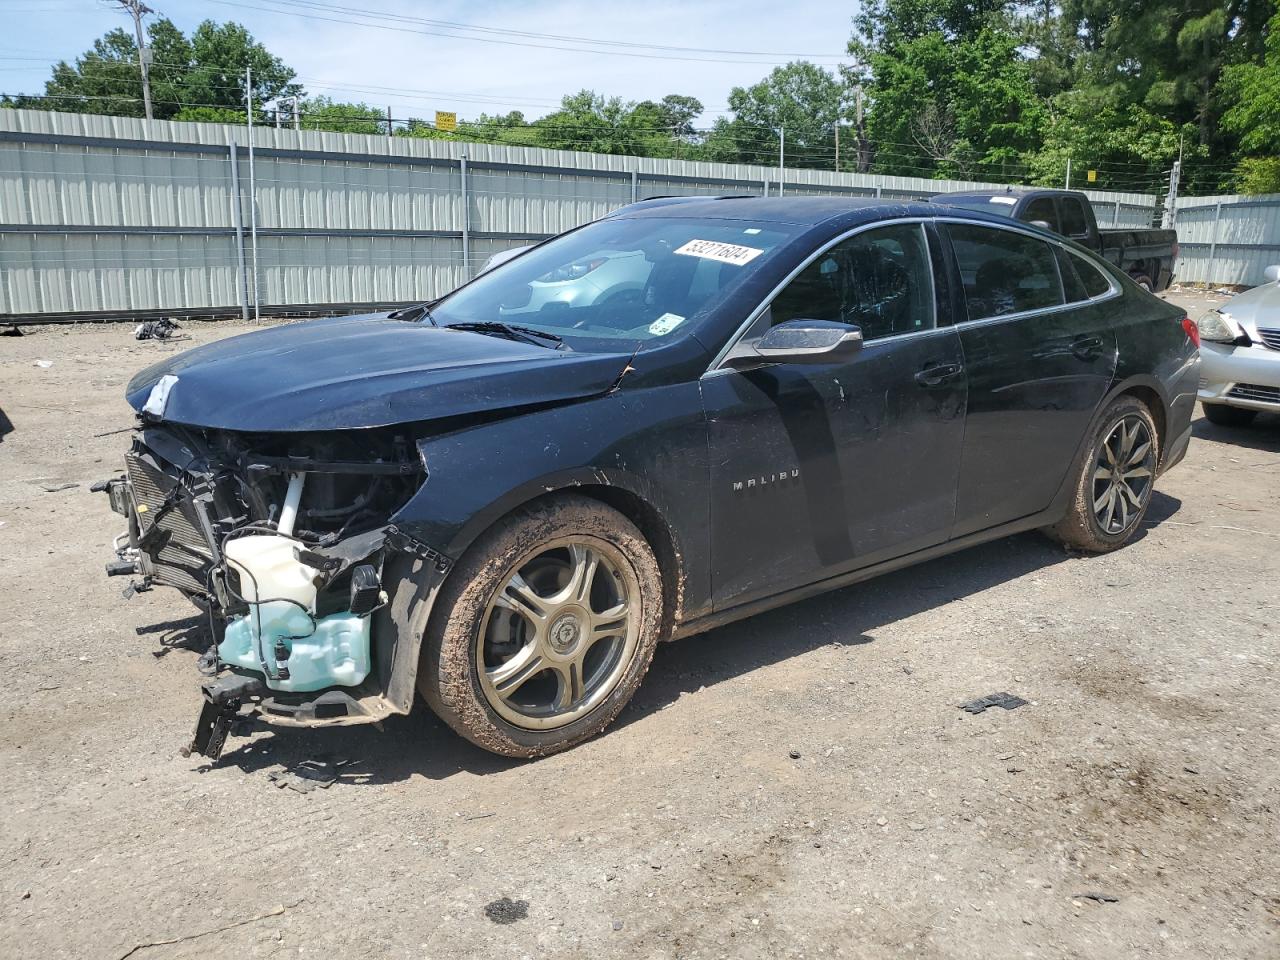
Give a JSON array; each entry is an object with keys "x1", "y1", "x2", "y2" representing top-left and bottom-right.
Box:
[
  {"x1": 1071, "y1": 335, "x2": 1104, "y2": 360},
  {"x1": 915, "y1": 362, "x2": 964, "y2": 387}
]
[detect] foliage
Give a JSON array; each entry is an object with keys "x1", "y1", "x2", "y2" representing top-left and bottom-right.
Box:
[
  {"x1": 1232, "y1": 157, "x2": 1280, "y2": 194},
  {"x1": 858, "y1": 27, "x2": 1044, "y2": 180},
  {"x1": 7, "y1": 6, "x2": 1280, "y2": 195},
  {"x1": 702, "y1": 62, "x2": 845, "y2": 167},
  {"x1": 5, "y1": 18, "x2": 300, "y2": 121},
  {"x1": 298, "y1": 97, "x2": 385, "y2": 135},
  {"x1": 1220, "y1": 11, "x2": 1280, "y2": 153}
]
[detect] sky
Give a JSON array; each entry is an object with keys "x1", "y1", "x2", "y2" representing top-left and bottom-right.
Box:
[{"x1": 0, "y1": 0, "x2": 857, "y2": 124}]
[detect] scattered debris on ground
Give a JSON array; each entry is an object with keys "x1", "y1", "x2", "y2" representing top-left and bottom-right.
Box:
[
  {"x1": 266, "y1": 758, "x2": 355, "y2": 793},
  {"x1": 1075, "y1": 892, "x2": 1120, "y2": 904},
  {"x1": 959, "y1": 692, "x2": 1029, "y2": 714},
  {"x1": 133, "y1": 318, "x2": 183, "y2": 342},
  {"x1": 483, "y1": 898, "x2": 529, "y2": 925}
]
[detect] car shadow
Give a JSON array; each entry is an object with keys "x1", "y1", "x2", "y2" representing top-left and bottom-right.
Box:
[
  {"x1": 204, "y1": 496, "x2": 1184, "y2": 784},
  {"x1": 1192, "y1": 413, "x2": 1280, "y2": 452}
]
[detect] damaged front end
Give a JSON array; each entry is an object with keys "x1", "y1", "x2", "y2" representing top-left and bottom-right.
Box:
[{"x1": 97, "y1": 423, "x2": 449, "y2": 760}]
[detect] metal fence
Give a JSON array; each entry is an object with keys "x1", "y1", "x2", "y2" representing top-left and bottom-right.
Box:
[
  {"x1": 0, "y1": 107, "x2": 1171, "y2": 321},
  {"x1": 1171, "y1": 193, "x2": 1280, "y2": 288}
]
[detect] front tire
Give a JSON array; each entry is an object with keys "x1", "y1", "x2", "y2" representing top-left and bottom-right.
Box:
[
  {"x1": 418, "y1": 495, "x2": 663, "y2": 758},
  {"x1": 1201, "y1": 402, "x2": 1257, "y2": 427},
  {"x1": 1047, "y1": 396, "x2": 1159, "y2": 553}
]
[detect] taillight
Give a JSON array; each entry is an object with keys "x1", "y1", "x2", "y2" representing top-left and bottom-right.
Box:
[{"x1": 1181, "y1": 315, "x2": 1200, "y2": 348}]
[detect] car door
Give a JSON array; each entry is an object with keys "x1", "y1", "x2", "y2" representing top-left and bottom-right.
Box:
[
  {"x1": 941, "y1": 221, "x2": 1119, "y2": 538},
  {"x1": 700, "y1": 221, "x2": 967, "y2": 610}
]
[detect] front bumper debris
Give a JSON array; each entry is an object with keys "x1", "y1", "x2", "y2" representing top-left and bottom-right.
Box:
[
  {"x1": 96, "y1": 425, "x2": 451, "y2": 760},
  {"x1": 181, "y1": 674, "x2": 265, "y2": 761}
]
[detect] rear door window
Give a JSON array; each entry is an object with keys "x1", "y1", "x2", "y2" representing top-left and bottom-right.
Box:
[
  {"x1": 1059, "y1": 197, "x2": 1090, "y2": 238},
  {"x1": 947, "y1": 224, "x2": 1064, "y2": 320}
]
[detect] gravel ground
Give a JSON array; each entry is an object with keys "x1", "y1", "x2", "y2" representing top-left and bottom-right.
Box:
[{"x1": 1, "y1": 295, "x2": 1277, "y2": 960}]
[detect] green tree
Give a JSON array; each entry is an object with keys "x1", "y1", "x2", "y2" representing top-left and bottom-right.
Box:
[
  {"x1": 6, "y1": 17, "x2": 300, "y2": 120},
  {"x1": 702, "y1": 62, "x2": 846, "y2": 167},
  {"x1": 859, "y1": 28, "x2": 1044, "y2": 180},
  {"x1": 1220, "y1": 11, "x2": 1280, "y2": 153},
  {"x1": 298, "y1": 96, "x2": 386, "y2": 134},
  {"x1": 1220, "y1": 10, "x2": 1280, "y2": 193}
]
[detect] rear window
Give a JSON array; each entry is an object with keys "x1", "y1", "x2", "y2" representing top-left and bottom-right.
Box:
[{"x1": 947, "y1": 224, "x2": 1064, "y2": 320}]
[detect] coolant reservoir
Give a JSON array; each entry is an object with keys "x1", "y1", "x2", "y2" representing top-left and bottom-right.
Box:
[{"x1": 224, "y1": 534, "x2": 318, "y2": 610}]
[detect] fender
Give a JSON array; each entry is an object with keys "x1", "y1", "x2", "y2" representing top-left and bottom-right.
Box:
[{"x1": 388, "y1": 378, "x2": 713, "y2": 592}]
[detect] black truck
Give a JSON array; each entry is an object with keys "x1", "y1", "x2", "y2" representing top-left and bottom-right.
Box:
[{"x1": 933, "y1": 188, "x2": 1178, "y2": 292}]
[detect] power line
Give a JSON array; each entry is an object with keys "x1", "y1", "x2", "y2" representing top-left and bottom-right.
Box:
[
  {"x1": 206, "y1": 0, "x2": 851, "y2": 66},
  {"x1": 211, "y1": 0, "x2": 850, "y2": 62}
]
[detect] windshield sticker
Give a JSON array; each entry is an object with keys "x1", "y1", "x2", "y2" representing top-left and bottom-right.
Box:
[
  {"x1": 674, "y1": 239, "x2": 764, "y2": 266},
  {"x1": 648, "y1": 312, "x2": 685, "y2": 336},
  {"x1": 743, "y1": 228, "x2": 762, "y2": 235},
  {"x1": 989, "y1": 196, "x2": 1018, "y2": 205}
]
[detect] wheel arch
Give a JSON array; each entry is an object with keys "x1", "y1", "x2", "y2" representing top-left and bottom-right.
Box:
[{"x1": 1106, "y1": 377, "x2": 1169, "y2": 463}]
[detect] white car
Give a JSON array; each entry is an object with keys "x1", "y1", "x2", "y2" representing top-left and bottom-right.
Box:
[{"x1": 1196, "y1": 265, "x2": 1280, "y2": 426}]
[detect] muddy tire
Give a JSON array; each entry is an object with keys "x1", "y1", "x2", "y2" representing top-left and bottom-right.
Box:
[
  {"x1": 1045, "y1": 395, "x2": 1160, "y2": 554},
  {"x1": 1201, "y1": 403, "x2": 1257, "y2": 427},
  {"x1": 1132, "y1": 273, "x2": 1154, "y2": 293},
  {"x1": 418, "y1": 495, "x2": 662, "y2": 758}
]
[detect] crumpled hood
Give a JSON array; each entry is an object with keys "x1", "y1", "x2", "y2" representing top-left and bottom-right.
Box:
[
  {"x1": 126, "y1": 314, "x2": 633, "y2": 431},
  {"x1": 1218, "y1": 281, "x2": 1280, "y2": 338}
]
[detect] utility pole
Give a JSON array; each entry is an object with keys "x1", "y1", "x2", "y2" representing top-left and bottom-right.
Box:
[
  {"x1": 854, "y1": 86, "x2": 870, "y2": 173},
  {"x1": 115, "y1": 0, "x2": 154, "y2": 121},
  {"x1": 834, "y1": 124, "x2": 840, "y2": 173},
  {"x1": 386, "y1": 105, "x2": 393, "y2": 140},
  {"x1": 246, "y1": 65, "x2": 260, "y2": 322},
  {"x1": 778, "y1": 125, "x2": 785, "y2": 197},
  {"x1": 1163, "y1": 159, "x2": 1181, "y2": 230},
  {"x1": 1064, "y1": 157, "x2": 1072, "y2": 189}
]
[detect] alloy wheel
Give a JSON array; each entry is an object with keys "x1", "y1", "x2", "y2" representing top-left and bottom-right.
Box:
[
  {"x1": 1092, "y1": 415, "x2": 1155, "y2": 535},
  {"x1": 477, "y1": 538, "x2": 639, "y2": 730}
]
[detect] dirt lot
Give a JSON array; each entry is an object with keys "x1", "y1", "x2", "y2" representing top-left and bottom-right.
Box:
[{"x1": 1, "y1": 294, "x2": 1277, "y2": 960}]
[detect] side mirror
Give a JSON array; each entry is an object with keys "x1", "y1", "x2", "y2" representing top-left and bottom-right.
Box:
[
  {"x1": 1029, "y1": 219, "x2": 1053, "y2": 231},
  {"x1": 753, "y1": 319, "x2": 864, "y2": 364},
  {"x1": 1264, "y1": 265, "x2": 1280, "y2": 284}
]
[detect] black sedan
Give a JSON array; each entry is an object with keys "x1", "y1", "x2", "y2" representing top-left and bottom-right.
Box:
[{"x1": 99, "y1": 197, "x2": 1200, "y2": 759}]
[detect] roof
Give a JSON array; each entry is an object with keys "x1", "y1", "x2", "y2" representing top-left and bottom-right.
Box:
[
  {"x1": 934, "y1": 187, "x2": 1078, "y2": 201},
  {"x1": 618, "y1": 195, "x2": 938, "y2": 226}
]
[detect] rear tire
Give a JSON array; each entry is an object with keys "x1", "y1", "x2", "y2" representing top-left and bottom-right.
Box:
[
  {"x1": 418, "y1": 495, "x2": 663, "y2": 758},
  {"x1": 1046, "y1": 396, "x2": 1159, "y2": 553},
  {"x1": 1132, "y1": 273, "x2": 1154, "y2": 293},
  {"x1": 1201, "y1": 402, "x2": 1257, "y2": 427}
]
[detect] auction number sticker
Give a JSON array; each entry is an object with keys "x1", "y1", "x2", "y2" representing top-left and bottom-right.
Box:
[{"x1": 674, "y1": 239, "x2": 764, "y2": 266}]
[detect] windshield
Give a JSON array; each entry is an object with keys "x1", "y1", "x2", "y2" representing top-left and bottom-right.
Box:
[{"x1": 432, "y1": 216, "x2": 800, "y2": 349}]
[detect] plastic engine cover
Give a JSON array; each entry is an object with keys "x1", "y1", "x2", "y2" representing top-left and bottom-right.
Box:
[{"x1": 219, "y1": 602, "x2": 372, "y2": 692}]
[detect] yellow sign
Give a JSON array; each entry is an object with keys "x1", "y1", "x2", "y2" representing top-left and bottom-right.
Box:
[
  {"x1": 1087, "y1": 169, "x2": 1097, "y2": 183},
  {"x1": 435, "y1": 111, "x2": 457, "y2": 132}
]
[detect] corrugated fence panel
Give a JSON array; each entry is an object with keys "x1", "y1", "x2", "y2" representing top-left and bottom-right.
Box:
[
  {"x1": 40, "y1": 106, "x2": 1280, "y2": 318},
  {"x1": 1172, "y1": 194, "x2": 1280, "y2": 287}
]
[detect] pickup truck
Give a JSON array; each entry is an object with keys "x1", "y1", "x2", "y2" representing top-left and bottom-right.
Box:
[{"x1": 932, "y1": 188, "x2": 1177, "y2": 293}]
